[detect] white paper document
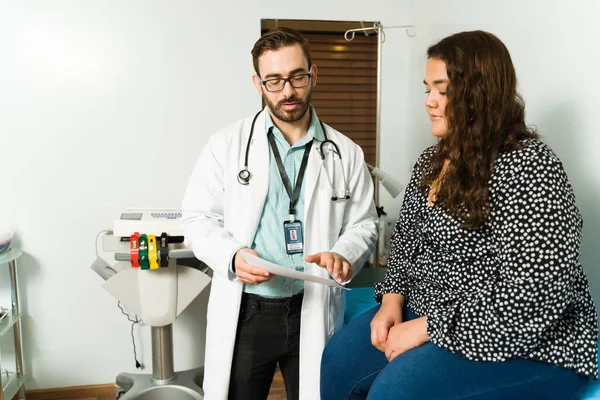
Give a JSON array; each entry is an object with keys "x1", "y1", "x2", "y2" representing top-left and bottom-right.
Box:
[{"x1": 241, "y1": 252, "x2": 348, "y2": 289}]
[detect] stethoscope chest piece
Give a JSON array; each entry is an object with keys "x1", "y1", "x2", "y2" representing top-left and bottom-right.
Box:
[{"x1": 237, "y1": 169, "x2": 250, "y2": 185}]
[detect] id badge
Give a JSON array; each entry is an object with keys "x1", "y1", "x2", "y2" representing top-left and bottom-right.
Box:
[{"x1": 284, "y1": 220, "x2": 304, "y2": 255}]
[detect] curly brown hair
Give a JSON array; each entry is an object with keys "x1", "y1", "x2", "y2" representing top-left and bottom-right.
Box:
[
  {"x1": 251, "y1": 27, "x2": 312, "y2": 77},
  {"x1": 422, "y1": 30, "x2": 539, "y2": 229}
]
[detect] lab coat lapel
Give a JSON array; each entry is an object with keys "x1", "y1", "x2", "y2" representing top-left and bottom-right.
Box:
[
  {"x1": 304, "y1": 142, "x2": 323, "y2": 214},
  {"x1": 242, "y1": 116, "x2": 270, "y2": 245}
]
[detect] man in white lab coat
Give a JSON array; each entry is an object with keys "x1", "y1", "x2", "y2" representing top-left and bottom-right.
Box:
[{"x1": 181, "y1": 27, "x2": 377, "y2": 400}]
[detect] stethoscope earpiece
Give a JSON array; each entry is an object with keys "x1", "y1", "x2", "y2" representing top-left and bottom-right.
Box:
[{"x1": 331, "y1": 194, "x2": 351, "y2": 202}]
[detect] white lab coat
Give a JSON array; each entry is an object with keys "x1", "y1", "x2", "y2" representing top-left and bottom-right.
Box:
[{"x1": 181, "y1": 108, "x2": 377, "y2": 400}]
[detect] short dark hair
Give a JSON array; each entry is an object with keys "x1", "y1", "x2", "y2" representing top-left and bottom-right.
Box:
[{"x1": 251, "y1": 27, "x2": 312, "y2": 77}]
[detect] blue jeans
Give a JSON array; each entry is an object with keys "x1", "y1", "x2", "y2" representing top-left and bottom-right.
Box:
[{"x1": 321, "y1": 305, "x2": 589, "y2": 400}]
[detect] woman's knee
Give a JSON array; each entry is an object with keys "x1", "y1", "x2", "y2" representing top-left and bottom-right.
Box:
[
  {"x1": 321, "y1": 332, "x2": 345, "y2": 372},
  {"x1": 321, "y1": 324, "x2": 355, "y2": 386},
  {"x1": 322, "y1": 307, "x2": 378, "y2": 369},
  {"x1": 321, "y1": 318, "x2": 366, "y2": 396},
  {"x1": 321, "y1": 307, "x2": 386, "y2": 399},
  {"x1": 321, "y1": 333, "x2": 348, "y2": 399}
]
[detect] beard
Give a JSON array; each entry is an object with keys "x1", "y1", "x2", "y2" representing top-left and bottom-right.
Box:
[{"x1": 263, "y1": 89, "x2": 312, "y2": 123}]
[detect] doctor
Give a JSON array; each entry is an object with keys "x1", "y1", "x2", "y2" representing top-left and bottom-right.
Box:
[{"x1": 181, "y1": 27, "x2": 377, "y2": 400}]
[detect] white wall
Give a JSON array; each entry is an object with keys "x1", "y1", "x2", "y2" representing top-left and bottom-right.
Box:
[
  {"x1": 0, "y1": 0, "x2": 411, "y2": 389},
  {"x1": 378, "y1": 14, "x2": 437, "y2": 218},
  {"x1": 382, "y1": 0, "x2": 600, "y2": 312},
  {"x1": 3, "y1": 0, "x2": 598, "y2": 390}
]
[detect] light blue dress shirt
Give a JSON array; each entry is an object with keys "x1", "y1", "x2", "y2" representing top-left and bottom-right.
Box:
[{"x1": 243, "y1": 107, "x2": 325, "y2": 298}]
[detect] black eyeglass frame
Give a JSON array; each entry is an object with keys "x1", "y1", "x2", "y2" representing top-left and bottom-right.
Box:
[{"x1": 259, "y1": 71, "x2": 313, "y2": 92}]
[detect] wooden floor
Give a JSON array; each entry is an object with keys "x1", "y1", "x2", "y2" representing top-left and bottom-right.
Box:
[
  {"x1": 267, "y1": 370, "x2": 286, "y2": 400},
  {"x1": 23, "y1": 371, "x2": 286, "y2": 400},
  {"x1": 79, "y1": 396, "x2": 113, "y2": 400}
]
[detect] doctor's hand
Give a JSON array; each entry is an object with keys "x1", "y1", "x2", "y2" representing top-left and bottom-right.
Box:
[
  {"x1": 384, "y1": 317, "x2": 429, "y2": 362},
  {"x1": 304, "y1": 252, "x2": 352, "y2": 283},
  {"x1": 233, "y1": 248, "x2": 274, "y2": 285},
  {"x1": 370, "y1": 293, "x2": 404, "y2": 352}
]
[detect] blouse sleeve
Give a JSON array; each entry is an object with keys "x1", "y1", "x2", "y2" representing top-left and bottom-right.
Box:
[
  {"x1": 373, "y1": 160, "x2": 422, "y2": 303},
  {"x1": 426, "y1": 145, "x2": 586, "y2": 360}
]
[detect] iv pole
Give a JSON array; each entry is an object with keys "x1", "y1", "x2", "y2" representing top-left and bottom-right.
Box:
[{"x1": 344, "y1": 22, "x2": 416, "y2": 267}]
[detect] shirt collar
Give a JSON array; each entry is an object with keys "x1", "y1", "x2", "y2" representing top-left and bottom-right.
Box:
[{"x1": 264, "y1": 105, "x2": 325, "y2": 147}]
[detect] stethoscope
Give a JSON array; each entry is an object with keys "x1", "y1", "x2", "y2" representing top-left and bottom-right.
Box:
[{"x1": 237, "y1": 111, "x2": 350, "y2": 201}]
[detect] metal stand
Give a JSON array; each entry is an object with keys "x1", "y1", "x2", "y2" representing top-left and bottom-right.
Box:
[
  {"x1": 116, "y1": 324, "x2": 204, "y2": 400},
  {"x1": 9, "y1": 257, "x2": 26, "y2": 400},
  {"x1": 0, "y1": 249, "x2": 26, "y2": 400}
]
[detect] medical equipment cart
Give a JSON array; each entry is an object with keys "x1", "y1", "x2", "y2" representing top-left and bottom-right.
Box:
[{"x1": 113, "y1": 249, "x2": 207, "y2": 400}]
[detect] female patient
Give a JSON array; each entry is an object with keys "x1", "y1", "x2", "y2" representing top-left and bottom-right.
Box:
[{"x1": 320, "y1": 30, "x2": 598, "y2": 399}]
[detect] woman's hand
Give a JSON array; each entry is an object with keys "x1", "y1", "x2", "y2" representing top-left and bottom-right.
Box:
[
  {"x1": 370, "y1": 294, "x2": 404, "y2": 352},
  {"x1": 384, "y1": 316, "x2": 429, "y2": 362}
]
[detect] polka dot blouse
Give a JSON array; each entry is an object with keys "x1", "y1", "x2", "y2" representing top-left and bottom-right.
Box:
[{"x1": 374, "y1": 139, "x2": 598, "y2": 378}]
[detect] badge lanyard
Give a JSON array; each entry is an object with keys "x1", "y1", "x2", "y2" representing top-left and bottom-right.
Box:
[{"x1": 267, "y1": 129, "x2": 313, "y2": 255}]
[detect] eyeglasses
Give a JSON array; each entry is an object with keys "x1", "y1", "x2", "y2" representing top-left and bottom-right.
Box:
[{"x1": 259, "y1": 72, "x2": 312, "y2": 92}]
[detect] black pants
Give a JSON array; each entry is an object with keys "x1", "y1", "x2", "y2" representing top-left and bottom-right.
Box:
[{"x1": 228, "y1": 291, "x2": 303, "y2": 400}]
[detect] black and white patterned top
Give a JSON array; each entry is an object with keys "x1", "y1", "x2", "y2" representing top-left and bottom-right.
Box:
[{"x1": 374, "y1": 139, "x2": 598, "y2": 378}]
